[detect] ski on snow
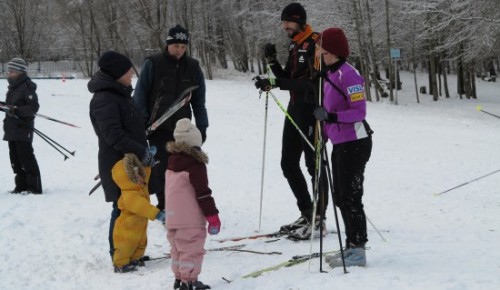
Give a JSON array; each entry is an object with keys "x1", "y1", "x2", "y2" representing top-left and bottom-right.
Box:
[
  {"x1": 224, "y1": 250, "x2": 338, "y2": 282},
  {"x1": 214, "y1": 231, "x2": 284, "y2": 243}
]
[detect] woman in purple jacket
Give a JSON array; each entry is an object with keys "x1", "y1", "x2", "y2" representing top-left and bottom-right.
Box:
[{"x1": 313, "y1": 27, "x2": 373, "y2": 268}]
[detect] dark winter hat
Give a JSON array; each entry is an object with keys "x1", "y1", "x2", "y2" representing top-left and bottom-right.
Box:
[
  {"x1": 166, "y1": 25, "x2": 189, "y2": 45},
  {"x1": 98, "y1": 51, "x2": 133, "y2": 80},
  {"x1": 281, "y1": 3, "x2": 307, "y2": 25},
  {"x1": 8, "y1": 57, "x2": 27, "y2": 73},
  {"x1": 317, "y1": 28, "x2": 350, "y2": 58},
  {"x1": 174, "y1": 118, "x2": 202, "y2": 148}
]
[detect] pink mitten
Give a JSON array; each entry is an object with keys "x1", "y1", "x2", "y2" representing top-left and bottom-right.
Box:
[{"x1": 206, "y1": 215, "x2": 221, "y2": 235}]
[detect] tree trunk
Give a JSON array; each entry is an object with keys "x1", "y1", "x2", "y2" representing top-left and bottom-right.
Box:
[
  {"x1": 411, "y1": 17, "x2": 419, "y2": 103},
  {"x1": 384, "y1": 0, "x2": 394, "y2": 102},
  {"x1": 365, "y1": 0, "x2": 380, "y2": 101},
  {"x1": 352, "y1": 0, "x2": 372, "y2": 102},
  {"x1": 214, "y1": 12, "x2": 228, "y2": 69},
  {"x1": 464, "y1": 62, "x2": 471, "y2": 99},
  {"x1": 429, "y1": 52, "x2": 438, "y2": 101},
  {"x1": 470, "y1": 62, "x2": 477, "y2": 99},
  {"x1": 442, "y1": 52, "x2": 450, "y2": 98}
]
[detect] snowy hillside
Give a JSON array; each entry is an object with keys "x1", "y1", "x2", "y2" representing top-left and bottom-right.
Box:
[{"x1": 1, "y1": 71, "x2": 499, "y2": 290}]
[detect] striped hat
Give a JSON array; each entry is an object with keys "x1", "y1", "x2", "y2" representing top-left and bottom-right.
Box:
[{"x1": 8, "y1": 58, "x2": 27, "y2": 73}]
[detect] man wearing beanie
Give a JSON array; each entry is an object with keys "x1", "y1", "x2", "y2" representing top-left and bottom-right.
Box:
[
  {"x1": 1, "y1": 57, "x2": 42, "y2": 194},
  {"x1": 133, "y1": 24, "x2": 208, "y2": 213},
  {"x1": 165, "y1": 118, "x2": 219, "y2": 290},
  {"x1": 313, "y1": 27, "x2": 373, "y2": 268},
  {"x1": 254, "y1": 2, "x2": 328, "y2": 240},
  {"x1": 89, "y1": 50, "x2": 157, "y2": 264}
]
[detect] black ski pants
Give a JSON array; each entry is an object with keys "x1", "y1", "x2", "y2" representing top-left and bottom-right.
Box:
[
  {"x1": 148, "y1": 130, "x2": 174, "y2": 211},
  {"x1": 8, "y1": 140, "x2": 42, "y2": 193},
  {"x1": 281, "y1": 103, "x2": 328, "y2": 218},
  {"x1": 331, "y1": 136, "x2": 372, "y2": 247}
]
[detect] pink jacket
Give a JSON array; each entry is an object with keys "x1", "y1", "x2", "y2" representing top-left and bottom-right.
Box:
[{"x1": 164, "y1": 142, "x2": 218, "y2": 229}]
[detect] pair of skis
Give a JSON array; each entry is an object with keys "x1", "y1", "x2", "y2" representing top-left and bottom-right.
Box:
[
  {"x1": 88, "y1": 85, "x2": 199, "y2": 195},
  {"x1": 220, "y1": 249, "x2": 338, "y2": 283}
]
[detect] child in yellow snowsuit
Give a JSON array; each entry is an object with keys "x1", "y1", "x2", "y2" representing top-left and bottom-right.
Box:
[{"x1": 111, "y1": 153, "x2": 166, "y2": 273}]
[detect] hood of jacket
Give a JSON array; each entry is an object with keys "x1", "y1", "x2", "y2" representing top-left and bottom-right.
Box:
[
  {"x1": 87, "y1": 71, "x2": 133, "y2": 97},
  {"x1": 166, "y1": 141, "x2": 208, "y2": 171}
]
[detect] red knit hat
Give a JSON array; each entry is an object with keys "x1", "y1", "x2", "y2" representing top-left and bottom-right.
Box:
[{"x1": 316, "y1": 28, "x2": 349, "y2": 58}]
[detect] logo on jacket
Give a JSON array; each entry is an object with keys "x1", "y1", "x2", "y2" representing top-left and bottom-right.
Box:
[
  {"x1": 350, "y1": 93, "x2": 365, "y2": 102},
  {"x1": 347, "y1": 85, "x2": 365, "y2": 102},
  {"x1": 28, "y1": 95, "x2": 33, "y2": 100},
  {"x1": 298, "y1": 55, "x2": 304, "y2": 63},
  {"x1": 347, "y1": 85, "x2": 364, "y2": 94},
  {"x1": 302, "y1": 42, "x2": 309, "y2": 50}
]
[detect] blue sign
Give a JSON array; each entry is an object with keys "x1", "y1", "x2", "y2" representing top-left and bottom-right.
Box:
[{"x1": 390, "y1": 48, "x2": 401, "y2": 59}]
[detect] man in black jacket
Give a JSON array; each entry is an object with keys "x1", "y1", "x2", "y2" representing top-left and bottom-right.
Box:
[
  {"x1": 133, "y1": 25, "x2": 208, "y2": 211},
  {"x1": 2, "y1": 57, "x2": 42, "y2": 194},
  {"x1": 254, "y1": 3, "x2": 328, "y2": 240},
  {"x1": 89, "y1": 51, "x2": 156, "y2": 261}
]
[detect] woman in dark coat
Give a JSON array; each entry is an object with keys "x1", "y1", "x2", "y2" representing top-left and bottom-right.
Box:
[{"x1": 88, "y1": 51, "x2": 155, "y2": 260}]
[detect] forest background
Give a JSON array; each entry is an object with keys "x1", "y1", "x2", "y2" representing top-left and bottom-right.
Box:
[{"x1": 0, "y1": 0, "x2": 499, "y2": 102}]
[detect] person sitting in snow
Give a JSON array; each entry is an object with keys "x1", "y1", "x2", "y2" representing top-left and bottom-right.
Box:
[
  {"x1": 164, "y1": 118, "x2": 220, "y2": 290},
  {"x1": 111, "y1": 153, "x2": 166, "y2": 273}
]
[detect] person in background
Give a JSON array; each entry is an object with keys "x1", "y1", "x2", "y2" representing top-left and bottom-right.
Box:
[
  {"x1": 133, "y1": 24, "x2": 208, "y2": 213},
  {"x1": 165, "y1": 118, "x2": 219, "y2": 290},
  {"x1": 254, "y1": 2, "x2": 328, "y2": 240},
  {"x1": 88, "y1": 51, "x2": 156, "y2": 262},
  {"x1": 313, "y1": 27, "x2": 373, "y2": 268},
  {"x1": 111, "y1": 153, "x2": 165, "y2": 273},
  {"x1": 1, "y1": 57, "x2": 42, "y2": 194}
]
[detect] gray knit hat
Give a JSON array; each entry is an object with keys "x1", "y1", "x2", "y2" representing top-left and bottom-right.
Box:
[
  {"x1": 8, "y1": 58, "x2": 27, "y2": 73},
  {"x1": 174, "y1": 118, "x2": 202, "y2": 147}
]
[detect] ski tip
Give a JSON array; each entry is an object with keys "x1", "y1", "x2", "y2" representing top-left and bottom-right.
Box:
[{"x1": 475, "y1": 105, "x2": 482, "y2": 111}]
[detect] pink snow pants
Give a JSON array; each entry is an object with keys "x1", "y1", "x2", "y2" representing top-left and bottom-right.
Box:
[{"x1": 167, "y1": 227, "x2": 206, "y2": 282}]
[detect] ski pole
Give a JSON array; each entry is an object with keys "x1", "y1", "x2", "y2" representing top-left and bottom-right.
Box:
[
  {"x1": 476, "y1": 105, "x2": 500, "y2": 119},
  {"x1": 258, "y1": 92, "x2": 269, "y2": 232},
  {"x1": 34, "y1": 113, "x2": 80, "y2": 128},
  {"x1": 367, "y1": 216, "x2": 386, "y2": 242},
  {"x1": 322, "y1": 141, "x2": 348, "y2": 274},
  {"x1": 267, "y1": 90, "x2": 314, "y2": 150},
  {"x1": 34, "y1": 130, "x2": 70, "y2": 160},
  {"x1": 89, "y1": 180, "x2": 102, "y2": 195},
  {"x1": 309, "y1": 54, "x2": 326, "y2": 272},
  {"x1": 0, "y1": 103, "x2": 80, "y2": 128},
  {"x1": 434, "y1": 169, "x2": 500, "y2": 196},
  {"x1": 34, "y1": 128, "x2": 75, "y2": 156}
]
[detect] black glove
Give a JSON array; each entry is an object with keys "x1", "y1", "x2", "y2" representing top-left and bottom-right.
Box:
[
  {"x1": 313, "y1": 107, "x2": 338, "y2": 123},
  {"x1": 312, "y1": 70, "x2": 327, "y2": 82},
  {"x1": 264, "y1": 43, "x2": 277, "y2": 62},
  {"x1": 200, "y1": 129, "x2": 207, "y2": 144},
  {"x1": 6, "y1": 107, "x2": 17, "y2": 117},
  {"x1": 254, "y1": 76, "x2": 277, "y2": 92}
]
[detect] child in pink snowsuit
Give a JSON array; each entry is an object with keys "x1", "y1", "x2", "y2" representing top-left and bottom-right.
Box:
[{"x1": 164, "y1": 118, "x2": 220, "y2": 290}]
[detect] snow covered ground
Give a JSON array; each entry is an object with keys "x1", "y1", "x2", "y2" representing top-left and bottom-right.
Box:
[{"x1": 1, "y1": 70, "x2": 499, "y2": 290}]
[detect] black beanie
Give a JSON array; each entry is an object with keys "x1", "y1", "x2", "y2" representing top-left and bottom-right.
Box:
[
  {"x1": 98, "y1": 51, "x2": 133, "y2": 80},
  {"x1": 166, "y1": 25, "x2": 189, "y2": 45},
  {"x1": 281, "y1": 3, "x2": 306, "y2": 25}
]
